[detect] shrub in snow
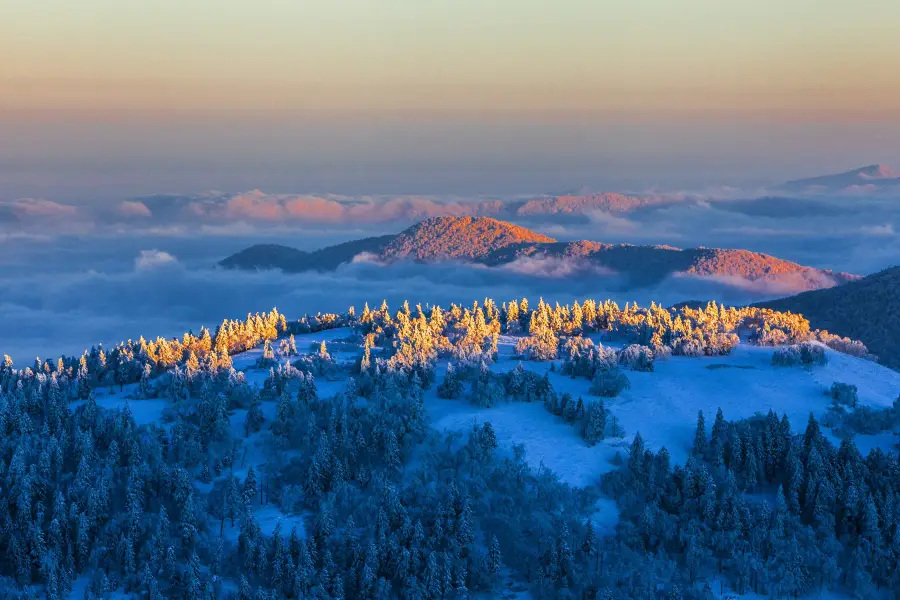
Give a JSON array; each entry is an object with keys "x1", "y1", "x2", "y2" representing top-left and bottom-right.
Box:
[
  {"x1": 618, "y1": 344, "x2": 654, "y2": 372},
  {"x1": 772, "y1": 345, "x2": 803, "y2": 367},
  {"x1": 672, "y1": 336, "x2": 706, "y2": 357},
  {"x1": 829, "y1": 382, "x2": 858, "y2": 408},
  {"x1": 798, "y1": 342, "x2": 827, "y2": 366},
  {"x1": 590, "y1": 366, "x2": 630, "y2": 397},
  {"x1": 774, "y1": 341, "x2": 828, "y2": 367}
]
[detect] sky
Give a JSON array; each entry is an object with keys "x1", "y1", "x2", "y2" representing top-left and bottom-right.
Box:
[
  {"x1": 2, "y1": 0, "x2": 900, "y2": 198},
  {"x1": 4, "y1": 0, "x2": 900, "y2": 119},
  {"x1": 1, "y1": 0, "x2": 899, "y2": 362}
]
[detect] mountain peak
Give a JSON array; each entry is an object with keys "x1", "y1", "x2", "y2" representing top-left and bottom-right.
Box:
[{"x1": 382, "y1": 216, "x2": 556, "y2": 260}]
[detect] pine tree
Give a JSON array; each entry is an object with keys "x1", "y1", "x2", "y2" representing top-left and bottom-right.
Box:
[
  {"x1": 438, "y1": 362, "x2": 463, "y2": 399},
  {"x1": 139, "y1": 363, "x2": 152, "y2": 399},
  {"x1": 488, "y1": 535, "x2": 502, "y2": 578},
  {"x1": 384, "y1": 430, "x2": 402, "y2": 472},
  {"x1": 693, "y1": 410, "x2": 707, "y2": 457},
  {"x1": 628, "y1": 431, "x2": 646, "y2": 485},
  {"x1": 480, "y1": 421, "x2": 498, "y2": 456},
  {"x1": 455, "y1": 564, "x2": 469, "y2": 600},
  {"x1": 583, "y1": 518, "x2": 597, "y2": 558},
  {"x1": 245, "y1": 391, "x2": 265, "y2": 437},
  {"x1": 238, "y1": 575, "x2": 253, "y2": 600},
  {"x1": 583, "y1": 401, "x2": 607, "y2": 446},
  {"x1": 200, "y1": 462, "x2": 212, "y2": 484},
  {"x1": 243, "y1": 466, "x2": 259, "y2": 506}
]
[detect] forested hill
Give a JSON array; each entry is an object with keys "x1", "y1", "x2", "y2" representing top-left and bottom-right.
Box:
[
  {"x1": 219, "y1": 234, "x2": 395, "y2": 273},
  {"x1": 1, "y1": 298, "x2": 898, "y2": 599},
  {"x1": 220, "y1": 216, "x2": 857, "y2": 291},
  {"x1": 380, "y1": 216, "x2": 555, "y2": 260},
  {"x1": 758, "y1": 265, "x2": 900, "y2": 369}
]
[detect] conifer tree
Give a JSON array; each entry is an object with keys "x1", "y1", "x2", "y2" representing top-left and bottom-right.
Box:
[
  {"x1": 693, "y1": 410, "x2": 707, "y2": 457},
  {"x1": 488, "y1": 534, "x2": 502, "y2": 582}
]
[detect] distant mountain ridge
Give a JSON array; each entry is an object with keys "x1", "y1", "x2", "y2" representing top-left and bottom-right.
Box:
[
  {"x1": 779, "y1": 164, "x2": 900, "y2": 195},
  {"x1": 220, "y1": 216, "x2": 856, "y2": 292},
  {"x1": 757, "y1": 265, "x2": 900, "y2": 369},
  {"x1": 219, "y1": 235, "x2": 394, "y2": 273}
]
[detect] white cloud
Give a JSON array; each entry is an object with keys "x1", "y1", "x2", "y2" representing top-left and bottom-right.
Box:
[
  {"x1": 350, "y1": 252, "x2": 388, "y2": 266},
  {"x1": 1, "y1": 198, "x2": 78, "y2": 218},
  {"x1": 135, "y1": 249, "x2": 179, "y2": 270},
  {"x1": 117, "y1": 200, "x2": 152, "y2": 218},
  {"x1": 499, "y1": 255, "x2": 617, "y2": 279}
]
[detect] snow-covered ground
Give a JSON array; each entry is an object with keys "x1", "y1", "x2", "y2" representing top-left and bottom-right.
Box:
[
  {"x1": 426, "y1": 383, "x2": 626, "y2": 488},
  {"x1": 71, "y1": 389, "x2": 167, "y2": 427},
  {"x1": 426, "y1": 340, "x2": 900, "y2": 490},
  {"x1": 709, "y1": 577, "x2": 854, "y2": 600}
]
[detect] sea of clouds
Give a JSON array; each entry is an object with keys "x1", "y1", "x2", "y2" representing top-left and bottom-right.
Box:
[{"x1": 1, "y1": 188, "x2": 899, "y2": 362}]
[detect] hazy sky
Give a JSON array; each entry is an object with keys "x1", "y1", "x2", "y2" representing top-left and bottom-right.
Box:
[
  {"x1": 4, "y1": 0, "x2": 900, "y2": 118},
  {"x1": 2, "y1": 0, "x2": 899, "y2": 199}
]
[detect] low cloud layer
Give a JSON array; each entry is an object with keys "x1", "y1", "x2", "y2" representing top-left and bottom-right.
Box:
[
  {"x1": 0, "y1": 197, "x2": 79, "y2": 220},
  {"x1": 2, "y1": 181, "x2": 900, "y2": 363},
  {"x1": 497, "y1": 255, "x2": 618, "y2": 279},
  {"x1": 3, "y1": 187, "x2": 899, "y2": 279},
  {"x1": 0, "y1": 236, "x2": 860, "y2": 363},
  {"x1": 151, "y1": 191, "x2": 509, "y2": 226}
]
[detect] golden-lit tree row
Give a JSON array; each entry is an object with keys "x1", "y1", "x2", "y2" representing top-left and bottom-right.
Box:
[{"x1": 1, "y1": 298, "x2": 871, "y2": 403}]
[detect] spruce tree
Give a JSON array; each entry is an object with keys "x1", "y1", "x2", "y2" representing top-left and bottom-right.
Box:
[{"x1": 693, "y1": 410, "x2": 707, "y2": 457}]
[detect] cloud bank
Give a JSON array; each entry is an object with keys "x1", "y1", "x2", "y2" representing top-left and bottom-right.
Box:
[
  {"x1": 0, "y1": 238, "x2": 857, "y2": 364},
  {"x1": 2, "y1": 179, "x2": 900, "y2": 364}
]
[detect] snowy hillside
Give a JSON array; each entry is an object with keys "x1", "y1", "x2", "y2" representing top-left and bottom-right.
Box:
[
  {"x1": 3, "y1": 300, "x2": 899, "y2": 600},
  {"x1": 425, "y1": 339, "x2": 900, "y2": 489}
]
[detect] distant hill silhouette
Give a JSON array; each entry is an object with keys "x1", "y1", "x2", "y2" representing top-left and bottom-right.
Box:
[
  {"x1": 219, "y1": 235, "x2": 394, "y2": 272},
  {"x1": 757, "y1": 265, "x2": 900, "y2": 369},
  {"x1": 779, "y1": 164, "x2": 900, "y2": 195},
  {"x1": 220, "y1": 216, "x2": 857, "y2": 291}
]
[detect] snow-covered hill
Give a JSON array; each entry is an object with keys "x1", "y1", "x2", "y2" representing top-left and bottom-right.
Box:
[
  {"x1": 47, "y1": 310, "x2": 900, "y2": 600},
  {"x1": 88, "y1": 328, "x2": 900, "y2": 494},
  {"x1": 425, "y1": 338, "x2": 900, "y2": 489}
]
